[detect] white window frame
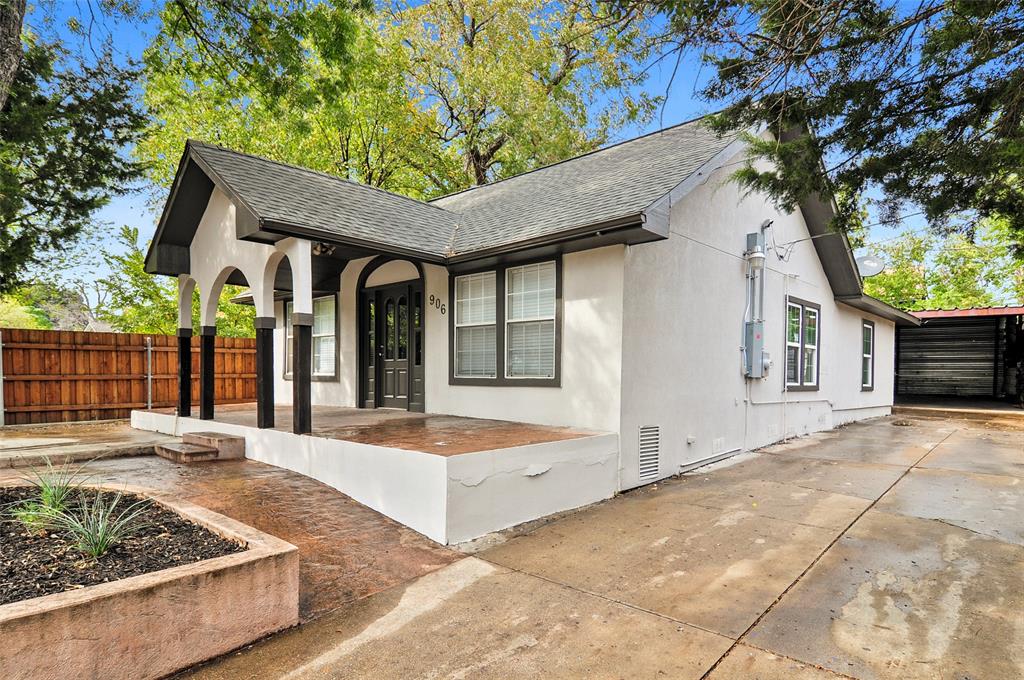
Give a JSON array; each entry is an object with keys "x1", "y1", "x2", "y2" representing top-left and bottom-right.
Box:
[
  {"x1": 861, "y1": 320, "x2": 874, "y2": 390},
  {"x1": 284, "y1": 295, "x2": 337, "y2": 380},
  {"x1": 802, "y1": 307, "x2": 819, "y2": 387},
  {"x1": 786, "y1": 302, "x2": 803, "y2": 387},
  {"x1": 785, "y1": 297, "x2": 820, "y2": 390},
  {"x1": 453, "y1": 271, "x2": 497, "y2": 379},
  {"x1": 504, "y1": 261, "x2": 557, "y2": 379}
]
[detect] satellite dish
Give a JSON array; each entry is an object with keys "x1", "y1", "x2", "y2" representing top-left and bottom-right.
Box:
[{"x1": 856, "y1": 254, "x2": 886, "y2": 277}]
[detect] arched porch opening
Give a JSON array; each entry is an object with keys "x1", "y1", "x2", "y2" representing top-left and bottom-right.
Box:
[
  {"x1": 356, "y1": 257, "x2": 425, "y2": 412},
  {"x1": 193, "y1": 266, "x2": 256, "y2": 421}
]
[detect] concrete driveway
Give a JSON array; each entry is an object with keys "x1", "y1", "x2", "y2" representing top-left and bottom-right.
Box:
[{"x1": 179, "y1": 412, "x2": 1020, "y2": 678}]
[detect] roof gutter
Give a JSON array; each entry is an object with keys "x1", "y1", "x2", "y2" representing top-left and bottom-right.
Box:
[
  {"x1": 835, "y1": 294, "x2": 920, "y2": 326},
  {"x1": 445, "y1": 213, "x2": 649, "y2": 264}
]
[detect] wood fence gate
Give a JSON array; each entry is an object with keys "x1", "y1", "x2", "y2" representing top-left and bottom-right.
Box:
[{"x1": 0, "y1": 329, "x2": 256, "y2": 425}]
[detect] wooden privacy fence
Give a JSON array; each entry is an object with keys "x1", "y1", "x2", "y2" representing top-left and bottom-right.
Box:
[{"x1": 0, "y1": 328, "x2": 257, "y2": 425}]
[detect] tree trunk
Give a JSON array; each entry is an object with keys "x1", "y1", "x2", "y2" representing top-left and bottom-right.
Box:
[{"x1": 0, "y1": 0, "x2": 26, "y2": 112}]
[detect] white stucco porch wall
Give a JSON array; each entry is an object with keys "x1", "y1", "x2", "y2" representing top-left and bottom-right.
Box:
[
  {"x1": 618, "y1": 152, "x2": 896, "y2": 490},
  {"x1": 426, "y1": 245, "x2": 626, "y2": 432},
  {"x1": 271, "y1": 247, "x2": 626, "y2": 434}
]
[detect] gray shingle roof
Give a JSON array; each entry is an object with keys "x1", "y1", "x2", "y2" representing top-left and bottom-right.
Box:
[
  {"x1": 189, "y1": 142, "x2": 459, "y2": 257},
  {"x1": 185, "y1": 117, "x2": 736, "y2": 258},
  {"x1": 433, "y1": 119, "x2": 737, "y2": 254}
]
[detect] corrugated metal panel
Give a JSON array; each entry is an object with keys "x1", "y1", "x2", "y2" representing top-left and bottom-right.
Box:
[{"x1": 897, "y1": 318, "x2": 998, "y2": 396}]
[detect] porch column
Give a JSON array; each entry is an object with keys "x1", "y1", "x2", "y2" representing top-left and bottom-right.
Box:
[
  {"x1": 176, "y1": 328, "x2": 192, "y2": 417},
  {"x1": 291, "y1": 313, "x2": 312, "y2": 435},
  {"x1": 200, "y1": 325, "x2": 216, "y2": 420},
  {"x1": 255, "y1": 316, "x2": 275, "y2": 429}
]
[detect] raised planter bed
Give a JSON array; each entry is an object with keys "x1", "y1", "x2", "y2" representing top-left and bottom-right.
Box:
[{"x1": 0, "y1": 483, "x2": 299, "y2": 680}]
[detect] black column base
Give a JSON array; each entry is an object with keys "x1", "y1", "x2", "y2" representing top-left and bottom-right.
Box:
[
  {"x1": 177, "y1": 328, "x2": 193, "y2": 417},
  {"x1": 200, "y1": 325, "x2": 216, "y2": 420},
  {"x1": 292, "y1": 320, "x2": 312, "y2": 435},
  {"x1": 255, "y1": 317, "x2": 275, "y2": 429}
]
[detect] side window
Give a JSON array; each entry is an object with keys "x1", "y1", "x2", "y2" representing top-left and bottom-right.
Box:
[
  {"x1": 285, "y1": 296, "x2": 337, "y2": 379},
  {"x1": 785, "y1": 298, "x2": 820, "y2": 389},
  {"x1": 861, "y1": 320, "x2": 874, "y2": 389}
]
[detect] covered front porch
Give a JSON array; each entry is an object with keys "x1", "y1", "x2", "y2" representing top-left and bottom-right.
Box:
[
  {"x1": 132, "y1": 405, "x2": 618, "y2": 545},
  {"x1": 160, "y1": 403, "x2": 591, "y2": 455}
]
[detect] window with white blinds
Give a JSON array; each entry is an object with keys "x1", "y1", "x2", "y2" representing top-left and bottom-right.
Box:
[
  {"x1": 285, "y1": 295, "x2": 337, "y2": 379},
  {"x1": 312, "y1": 296, "x2": 336, "y2": 377},
  {"x1": 505, "y1": 262, "x2": 556, "y2": 378},
  {"x1": 454, "y1": 271, "x2": 496, "y2": 377}
]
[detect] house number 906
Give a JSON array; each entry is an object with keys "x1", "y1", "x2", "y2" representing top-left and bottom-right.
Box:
[{"x1": 428, "y1": 294, "x2": 446, "y2": 314}]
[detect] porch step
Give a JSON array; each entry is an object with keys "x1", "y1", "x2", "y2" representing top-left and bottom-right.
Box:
[
  {"x1": 183, "y1": 432, "x2": 245, "y2": 460},
  {"x1": 155, "y1": 442, "x2": 220, "y2": 464}
]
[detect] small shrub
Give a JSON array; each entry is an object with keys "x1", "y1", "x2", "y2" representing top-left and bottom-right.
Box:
[
  {"x1": 21, "y1": 457, "x2": 91, "y2": 513},
  {"x1": 10, "y1": 501, "x2": 55, "y2": 534},
  {"x1": 49, "y1": 490, "x2": 151, "y2": 559}
]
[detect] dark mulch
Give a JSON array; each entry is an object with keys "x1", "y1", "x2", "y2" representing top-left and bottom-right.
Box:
[{"x1": 0, "y1": 486, "x2": 245, "y2": 606}]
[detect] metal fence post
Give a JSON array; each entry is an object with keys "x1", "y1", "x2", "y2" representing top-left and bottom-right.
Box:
[
  {"x1": 146, "y1": 336, "x2": 153, "y2": 410},
  {"x1": 0, "y1": 329, "x2": 5, "y2": 427}
]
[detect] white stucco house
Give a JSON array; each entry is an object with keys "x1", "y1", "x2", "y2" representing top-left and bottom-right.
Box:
[{"x1": 135, "y1": 117, "x2": 917, "y2": 543}]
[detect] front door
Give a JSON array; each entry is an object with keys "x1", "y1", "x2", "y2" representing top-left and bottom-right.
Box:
[
  {"x1": 361, "y1": 280, "x2": 424, "y2": 411},
  {"x1": 377, "y1": 285, "x2": 409, "y2": 409}
]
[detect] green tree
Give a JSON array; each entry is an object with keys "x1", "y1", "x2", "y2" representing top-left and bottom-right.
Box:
[
  {"x1": 863, "y1": 231, "x2": 932, "y2": 310},
  {"x1": 643, "y1": 0, "x2": 1024, "y2": 248},
  {"x1": 138, "y1": 0, "x2": 659, "y2": 197},
  {"x1": 0, "y1": 294, "x2": 49, "y2": 329},
  {"x1": 98, "y1": 226, "x2": 255, "y2": 337},
  {"x1": 0, "y1": 38, "x2": 145, "y2": 292},
  {"x1": 864, "y1": 219, "x2": 1024, "y2": 310}
]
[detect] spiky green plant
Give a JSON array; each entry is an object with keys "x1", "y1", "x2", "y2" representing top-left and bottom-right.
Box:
[
  {"x1": 49, "y1": 490, "x2": 151, "y2": 559},
  {"x1": 8, "y1": 458, "x2": 92, "y2": 533}
]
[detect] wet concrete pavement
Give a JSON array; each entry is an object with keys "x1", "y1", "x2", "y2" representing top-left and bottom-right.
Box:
[{"x1": 176, "y1": 411, "x2": 1023, "y2": 679}]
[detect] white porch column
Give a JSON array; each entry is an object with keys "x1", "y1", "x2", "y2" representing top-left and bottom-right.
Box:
[{"x1": 279, "y1": 239, "x2": 313, "y2": 434}]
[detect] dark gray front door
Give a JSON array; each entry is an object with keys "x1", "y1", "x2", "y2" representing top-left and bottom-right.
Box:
[{"x1": 378, "y1": 286, "x2": 409, "y2": 409}]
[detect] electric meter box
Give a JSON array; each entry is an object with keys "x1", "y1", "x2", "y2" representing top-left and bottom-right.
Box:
[{"x1": 744, "y1": 321, "x2": 765, "y2": 378}]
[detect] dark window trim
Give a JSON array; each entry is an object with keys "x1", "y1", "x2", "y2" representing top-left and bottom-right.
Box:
[
  {"x1": 282, "y1": 293, "x2": 340, "y2": 382},
  {"x1": 861, "y1": 318, "x2": 875, "y2": 391},
  {"x1": 448, "y1": 255, "x2": 562, "y2": 387},
  {"x1": 785, "y1": 296, "x2": 821, "y2": 392}
]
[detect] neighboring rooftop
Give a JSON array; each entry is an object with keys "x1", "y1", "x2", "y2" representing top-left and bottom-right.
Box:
[{"x1": 913, "y1": 305, "x2": 1024, "y2": 319}]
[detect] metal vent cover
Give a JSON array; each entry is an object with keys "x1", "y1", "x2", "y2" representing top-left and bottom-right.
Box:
[{"x1": 638, "y1": 425, "x2": 661, "y2": 482}]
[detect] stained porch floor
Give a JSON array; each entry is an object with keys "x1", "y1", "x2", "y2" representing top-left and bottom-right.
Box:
[{"x1": 163, "y1": 403, "x2": 590, "y2": 455}]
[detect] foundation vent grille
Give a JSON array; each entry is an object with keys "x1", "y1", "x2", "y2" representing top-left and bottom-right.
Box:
[{"x1": 638, "y1": 425, "x2": 661, "y2": 482}]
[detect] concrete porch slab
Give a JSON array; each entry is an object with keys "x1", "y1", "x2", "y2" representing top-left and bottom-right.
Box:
[
  {"x1": 165, "y1": 403, "x2": 589, "y2": 455},
  {"x1": 183, "y1": 557, "x2": 734, "y2": 680},
  {"x1": 132, "y1": 409, "x2": 619, "y2": 545},
  {"x1": 746, "y1": 509, "x2": 1024, "y2": 679}
]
